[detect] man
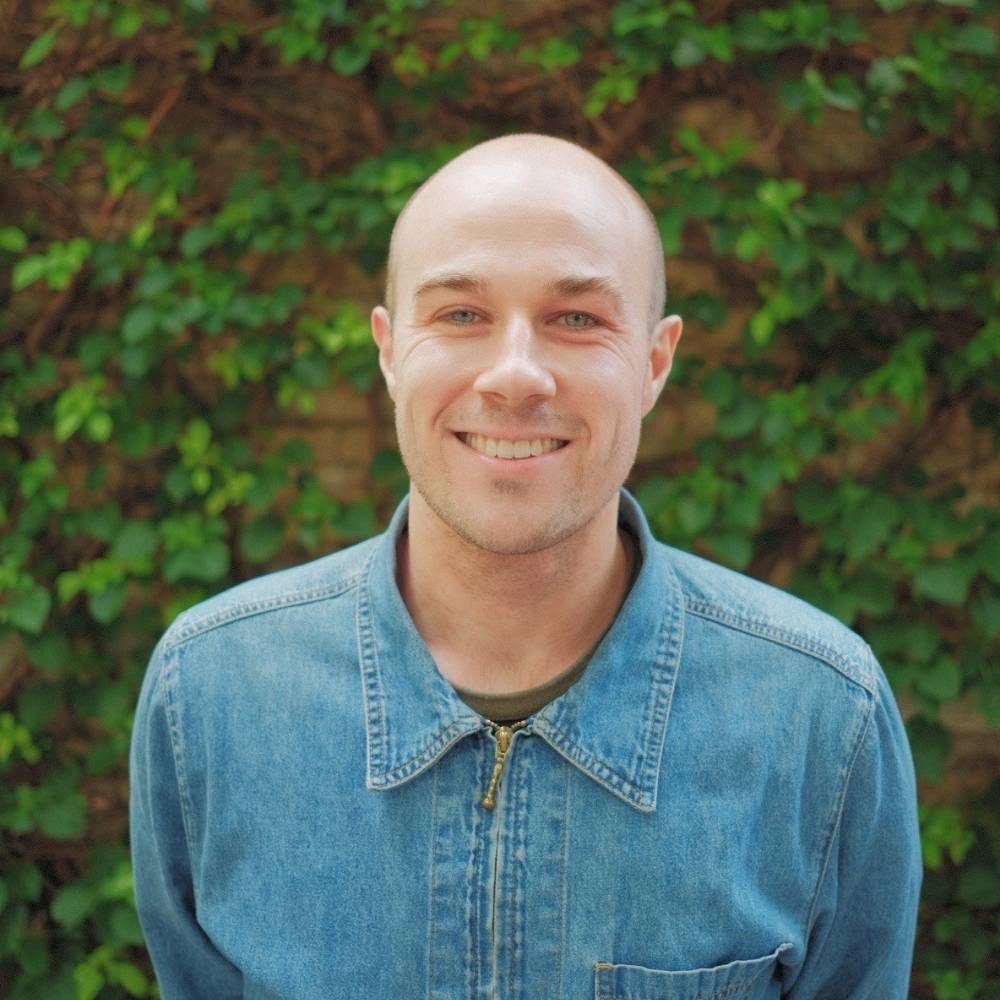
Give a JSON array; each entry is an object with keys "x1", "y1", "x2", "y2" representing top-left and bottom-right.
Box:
[{"x1": 130, "y1": 134, "x2": 922, "y2": 998}]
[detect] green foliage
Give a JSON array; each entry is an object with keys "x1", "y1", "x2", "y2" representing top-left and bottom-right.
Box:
[{"x1": 2, "y1": 0, "x2": 998, "y2": 996}]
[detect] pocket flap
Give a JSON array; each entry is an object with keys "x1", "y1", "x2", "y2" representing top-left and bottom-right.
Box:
[{"x1": 594, "y1": 943, "x2": 792, "y2": 1000}]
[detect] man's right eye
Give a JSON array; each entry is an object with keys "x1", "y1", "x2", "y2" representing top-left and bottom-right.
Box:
[{"x1": 443, "y1": 309, "x2": 480, "y2": 324}]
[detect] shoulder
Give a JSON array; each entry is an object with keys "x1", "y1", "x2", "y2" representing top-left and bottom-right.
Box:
[
  {"x1": 654, "y1": 541, "x2": 877, "y2": 696},
  {"x1": 159, "y1": 533, "x2": 380, "y2": 653}
]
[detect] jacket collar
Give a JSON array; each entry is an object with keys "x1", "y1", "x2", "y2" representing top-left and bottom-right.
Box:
[{"x1": 357, "y1": 490, "x2": 685, "y2": 812}]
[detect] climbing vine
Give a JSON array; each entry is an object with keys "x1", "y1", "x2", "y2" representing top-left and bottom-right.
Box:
[{"x1": 2, "y1": 0, "x2": 998, "y2": 996}]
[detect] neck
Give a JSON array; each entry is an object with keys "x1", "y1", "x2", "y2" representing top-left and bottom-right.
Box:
[{"x1": 398, "y1": 490, "x2": 630, "y2": 695}]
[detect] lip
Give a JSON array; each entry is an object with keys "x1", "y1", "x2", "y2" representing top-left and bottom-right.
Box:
[
  {"x1": 455, "y1": 430, "x2": 571, "y2": 443},
  {"x1": 451, "y1": 431, "x2": 571, "y2": 466}
]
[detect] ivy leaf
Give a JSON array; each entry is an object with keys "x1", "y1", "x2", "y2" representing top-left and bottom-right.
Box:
[
  {"x1": 331, "y1": 41, "x2": 371, "y2": 76},
  {"x1": 957, "y1": 865, "x2": 1000, "y2": 908},
  {"x1": 966, "y1": 196, "x2": 998, "y2": 230},
  {"x1": 794, "y1": 480, "x2": 840, "y2": 525},
  {"x1": 164, "y1": 542, "x2": 230, "y2": 584},
  {"x1": 240, "y1": 514, "x2": 284, "y2": 563},
  {"x1": 866, "y1": 57, "x2": 905, "y2": 95},
  {"x1": 947, "y1": 24, "x2": 998, "y2": 56},
  {"x1": 978, "y1": 530, "x2": 1000, "y2": 584},
  {"x1": 5, "y1": 584, "x2": 52, "y2": 634},
  {"x1": 88, "y1": 582, "x2": 127, "y2": 624},
  {"x1": 278, "y1": 438, "x2": 313, "y2": 465},
  {"x1": 111, "y1": 6, "x2": 143, "y2": 37},
  {"x1": 109, "y1": 961, "x2": 150, "y2": 995},
  {"x1": 17, "y1": 682, "x2": 61, "y2": 732},
  {"x1": 715, "y1": 394, "x2": 762, "y2": 439},
  {"x1": 90, "y1": 63, "x2": 133, "y2": 94},
  {"x1": 672, "y1": 37, "x2": 705, "y2": 67},
  {"x1": 706, "y1": 530, "x2": 753, "y2": 569},
  {"x1": 906, "y1": 717, "x2": 949, "y2": 783},
  {"x1": 913, "y1": 561, "x2": 976, "y2": 606},
  {"x1": 0, "y1": 227, "x2": 28, "y2": 252},
  {"x1": 55, "y1": 76, "x2": 92, "y2": 111},
  {"x1": 844, "y1": 494, "x2": 900, "y2": 559},
  {"x1": 5, "y1": 862, "x2": 42, "y2": 902},
  {"x1": 111, "y1": 521, "x2": 159, "y2": 564},
  {"x1": 75, "y1": 964, "x2": 105, "y2": 1000},
  {"x1": 121, "y1": 304, "x2": 159, "y2": 344},
  {"x1": 11, "y1": 255, "x2": 48, "y2": 291},
  {"x1": 19, "y1": 26, "x2": 59, "y2": 69},
  {"x1": 37, "y1": 792, "x2": 86, "y2": 839},
  {"x1": 180, "y1": 223, "x2": 219, "y2": 259},
  {"x1": 332, "y1": 500, "x2": 377, "y2": 539},
  {"x1": 915, "y1": 657, "x2": 962, "y2": 702},
  {"x1": 969, "y1": 588, "x2": 1000, "y2": 639},
  {"x1": 978, "y1": 682, "x2": 1000, "y2": 726},
  {"x1": 51, "y1": 882, "x2": 98, "y2": 929},
  {"x1": 108, "y1": 902, "x2": 145, "y2": 946}
]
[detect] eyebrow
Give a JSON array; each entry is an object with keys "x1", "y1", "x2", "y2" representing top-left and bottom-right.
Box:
[
  {"x1": 413, "y1": 271, "x2": 626, "y2": 317},
  {"x1": 413, "y1": 272, "x2": 488, "y2": 300},
  {"x1": 546, "y1": 276, "x2": 625, "y2": 316}
]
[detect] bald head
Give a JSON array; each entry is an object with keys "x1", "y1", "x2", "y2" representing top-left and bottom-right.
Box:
[{"x1": 384, "y1": 134, "x2": 666, "y2": 333}]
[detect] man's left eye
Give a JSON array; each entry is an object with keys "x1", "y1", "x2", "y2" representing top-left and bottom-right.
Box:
[
  {"x1": 558, "y1": 312, "x2": 597, "y2": 328},
  {"x1": 444, "y1": 309, "x2": 480, "y2": 324}
]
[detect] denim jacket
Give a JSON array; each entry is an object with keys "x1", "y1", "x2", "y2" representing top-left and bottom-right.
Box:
[{"x1": 129, "y1": 491, "x2": 921, "y2": 999}]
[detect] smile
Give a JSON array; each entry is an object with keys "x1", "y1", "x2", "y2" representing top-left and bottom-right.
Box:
[{"x1": 457, "y1": 432, "x2": 569, "y2": 460}]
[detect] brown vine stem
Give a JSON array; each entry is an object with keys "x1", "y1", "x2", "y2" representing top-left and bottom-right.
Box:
[{"x1": 143, "y1": 81, "x2": 184, "y2": 140}]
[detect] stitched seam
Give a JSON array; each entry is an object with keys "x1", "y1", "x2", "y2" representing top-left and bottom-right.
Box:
[
  {"x1": 536, "y1": 721, "x2": 650, "y2": 809},
  {"x1": 800, "y1": 670, "x2": 876, "y2": 940},
  {"x1": 599, "y1": 977, "x2": 755, "y2": 1000},
  {"x1": 683, "y1": 598, "x2": 873, "y2": 694},
  {"x1": 158, "y1": 644, "x2": 199, "y2": 880},
  {"x1": 637, "y1": 590, "x2": 684, "y2": 803},
  {"x1": 164, "y1": 573, "x2": 364, "y2": 650},
  {"x1": 555, "y1": 760, "x2": 569, "y2": 998},
  {"x1": 470, "y1": 769, "x2": 486, "y2": 1000},
  {"x1": 357, "y1": 551, "x2": 385, "y2": 783},
  {"x1": 426, "y1": 762, "x2": 440, "y2": 1000},
  {"x1": 371, "y1": 722, "x2": 481, "y2": 786},
  {"x1": 505, "y1": 755, "x2": 526, "y2": 995}
]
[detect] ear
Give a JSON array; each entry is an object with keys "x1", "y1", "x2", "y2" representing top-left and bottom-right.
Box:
[
  {"x1": 370, "y1": 305, "x2": 396, "y2": 400},
  {"x1": 642, "y1": 314, "x2": 683, "y2": 416}
]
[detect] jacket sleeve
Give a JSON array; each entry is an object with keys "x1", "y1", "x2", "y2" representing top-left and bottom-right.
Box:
[
  {"x1": 129, "y1": 635, "x2": 243, "y2": 999},
  {"x1": 785, "y1": 652, "x2": 923, "y2": 998}
]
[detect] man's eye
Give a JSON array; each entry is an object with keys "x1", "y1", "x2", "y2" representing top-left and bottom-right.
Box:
[
  {"x1": 443, "y1": 309, "x2": 480, "y2": 324},
  {"x1": 559, "y1": 312, "x2": 597, "y2": 329}
]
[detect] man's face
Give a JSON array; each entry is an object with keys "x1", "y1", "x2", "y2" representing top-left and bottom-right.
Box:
[{"x1": 372, "y1": 145, "x2": 681, "y2": 556}]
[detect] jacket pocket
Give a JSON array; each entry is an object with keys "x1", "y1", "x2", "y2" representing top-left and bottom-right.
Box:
[{"x1": 594, "y1": 943, "x2": 791, "y2": 1000}]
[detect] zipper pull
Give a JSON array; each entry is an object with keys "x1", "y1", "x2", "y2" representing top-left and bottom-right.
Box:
[{"x1": 481, "y1": 722, "x2": 525, "y2": 810}]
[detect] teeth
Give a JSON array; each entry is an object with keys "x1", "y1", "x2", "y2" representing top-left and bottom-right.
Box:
[{"x1": 461, "y1": 433, "x2": 565, "y2": 460}]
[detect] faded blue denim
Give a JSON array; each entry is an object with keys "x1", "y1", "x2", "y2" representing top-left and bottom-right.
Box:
[{"x1": 129, "y1": 491, "x2": 921, "y2": 999}]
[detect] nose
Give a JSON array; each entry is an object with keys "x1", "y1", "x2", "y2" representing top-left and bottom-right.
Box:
[{"x1": 472, "y1": 316, "x2": 557, "y2": 404}]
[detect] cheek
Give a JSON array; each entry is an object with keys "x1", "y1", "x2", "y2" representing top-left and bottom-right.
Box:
[
  {"x1": 393, "y1": 349, "x2": 470, "y2": 420},
  {"x1": 573, "y1": 355, "x2": 648, "y2": 415}
]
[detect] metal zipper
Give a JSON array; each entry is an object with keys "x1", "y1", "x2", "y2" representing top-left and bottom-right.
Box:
[
  {"x1": 484, "y1": 720, "x2": 526, "y2": 997},
  {"x1": 481, "y1": 721, "x2": 526, "y2": 810}
]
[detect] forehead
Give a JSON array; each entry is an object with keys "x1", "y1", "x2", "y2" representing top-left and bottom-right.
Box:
[{"x1": 393, "y1": 159, "x2": 647, "y2": 312}]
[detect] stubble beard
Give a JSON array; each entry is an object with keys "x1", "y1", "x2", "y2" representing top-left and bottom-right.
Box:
[
  {"x1": 415, "y1": 475, "x2": 591, "y2": 557},
  {"x1": 395, "y1": 403, "x2": 641, "y2": 557},
  {"x1": 401, "y1": 446, "x2": 634, "y2": 559}
]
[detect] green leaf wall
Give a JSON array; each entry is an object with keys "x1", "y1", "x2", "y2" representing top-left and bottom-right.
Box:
[{"x1": 2, "y1": 0, "x2": 998, "y2": 996}]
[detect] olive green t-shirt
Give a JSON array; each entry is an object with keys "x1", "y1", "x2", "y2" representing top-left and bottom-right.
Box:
[{"x1": 451, "y1": 527, "x2": 640, "y2": 725}]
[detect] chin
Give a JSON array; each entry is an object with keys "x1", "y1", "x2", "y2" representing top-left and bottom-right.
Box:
[{"x1": 422, "y1": 489, "x2": 596, "y2": 557}]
